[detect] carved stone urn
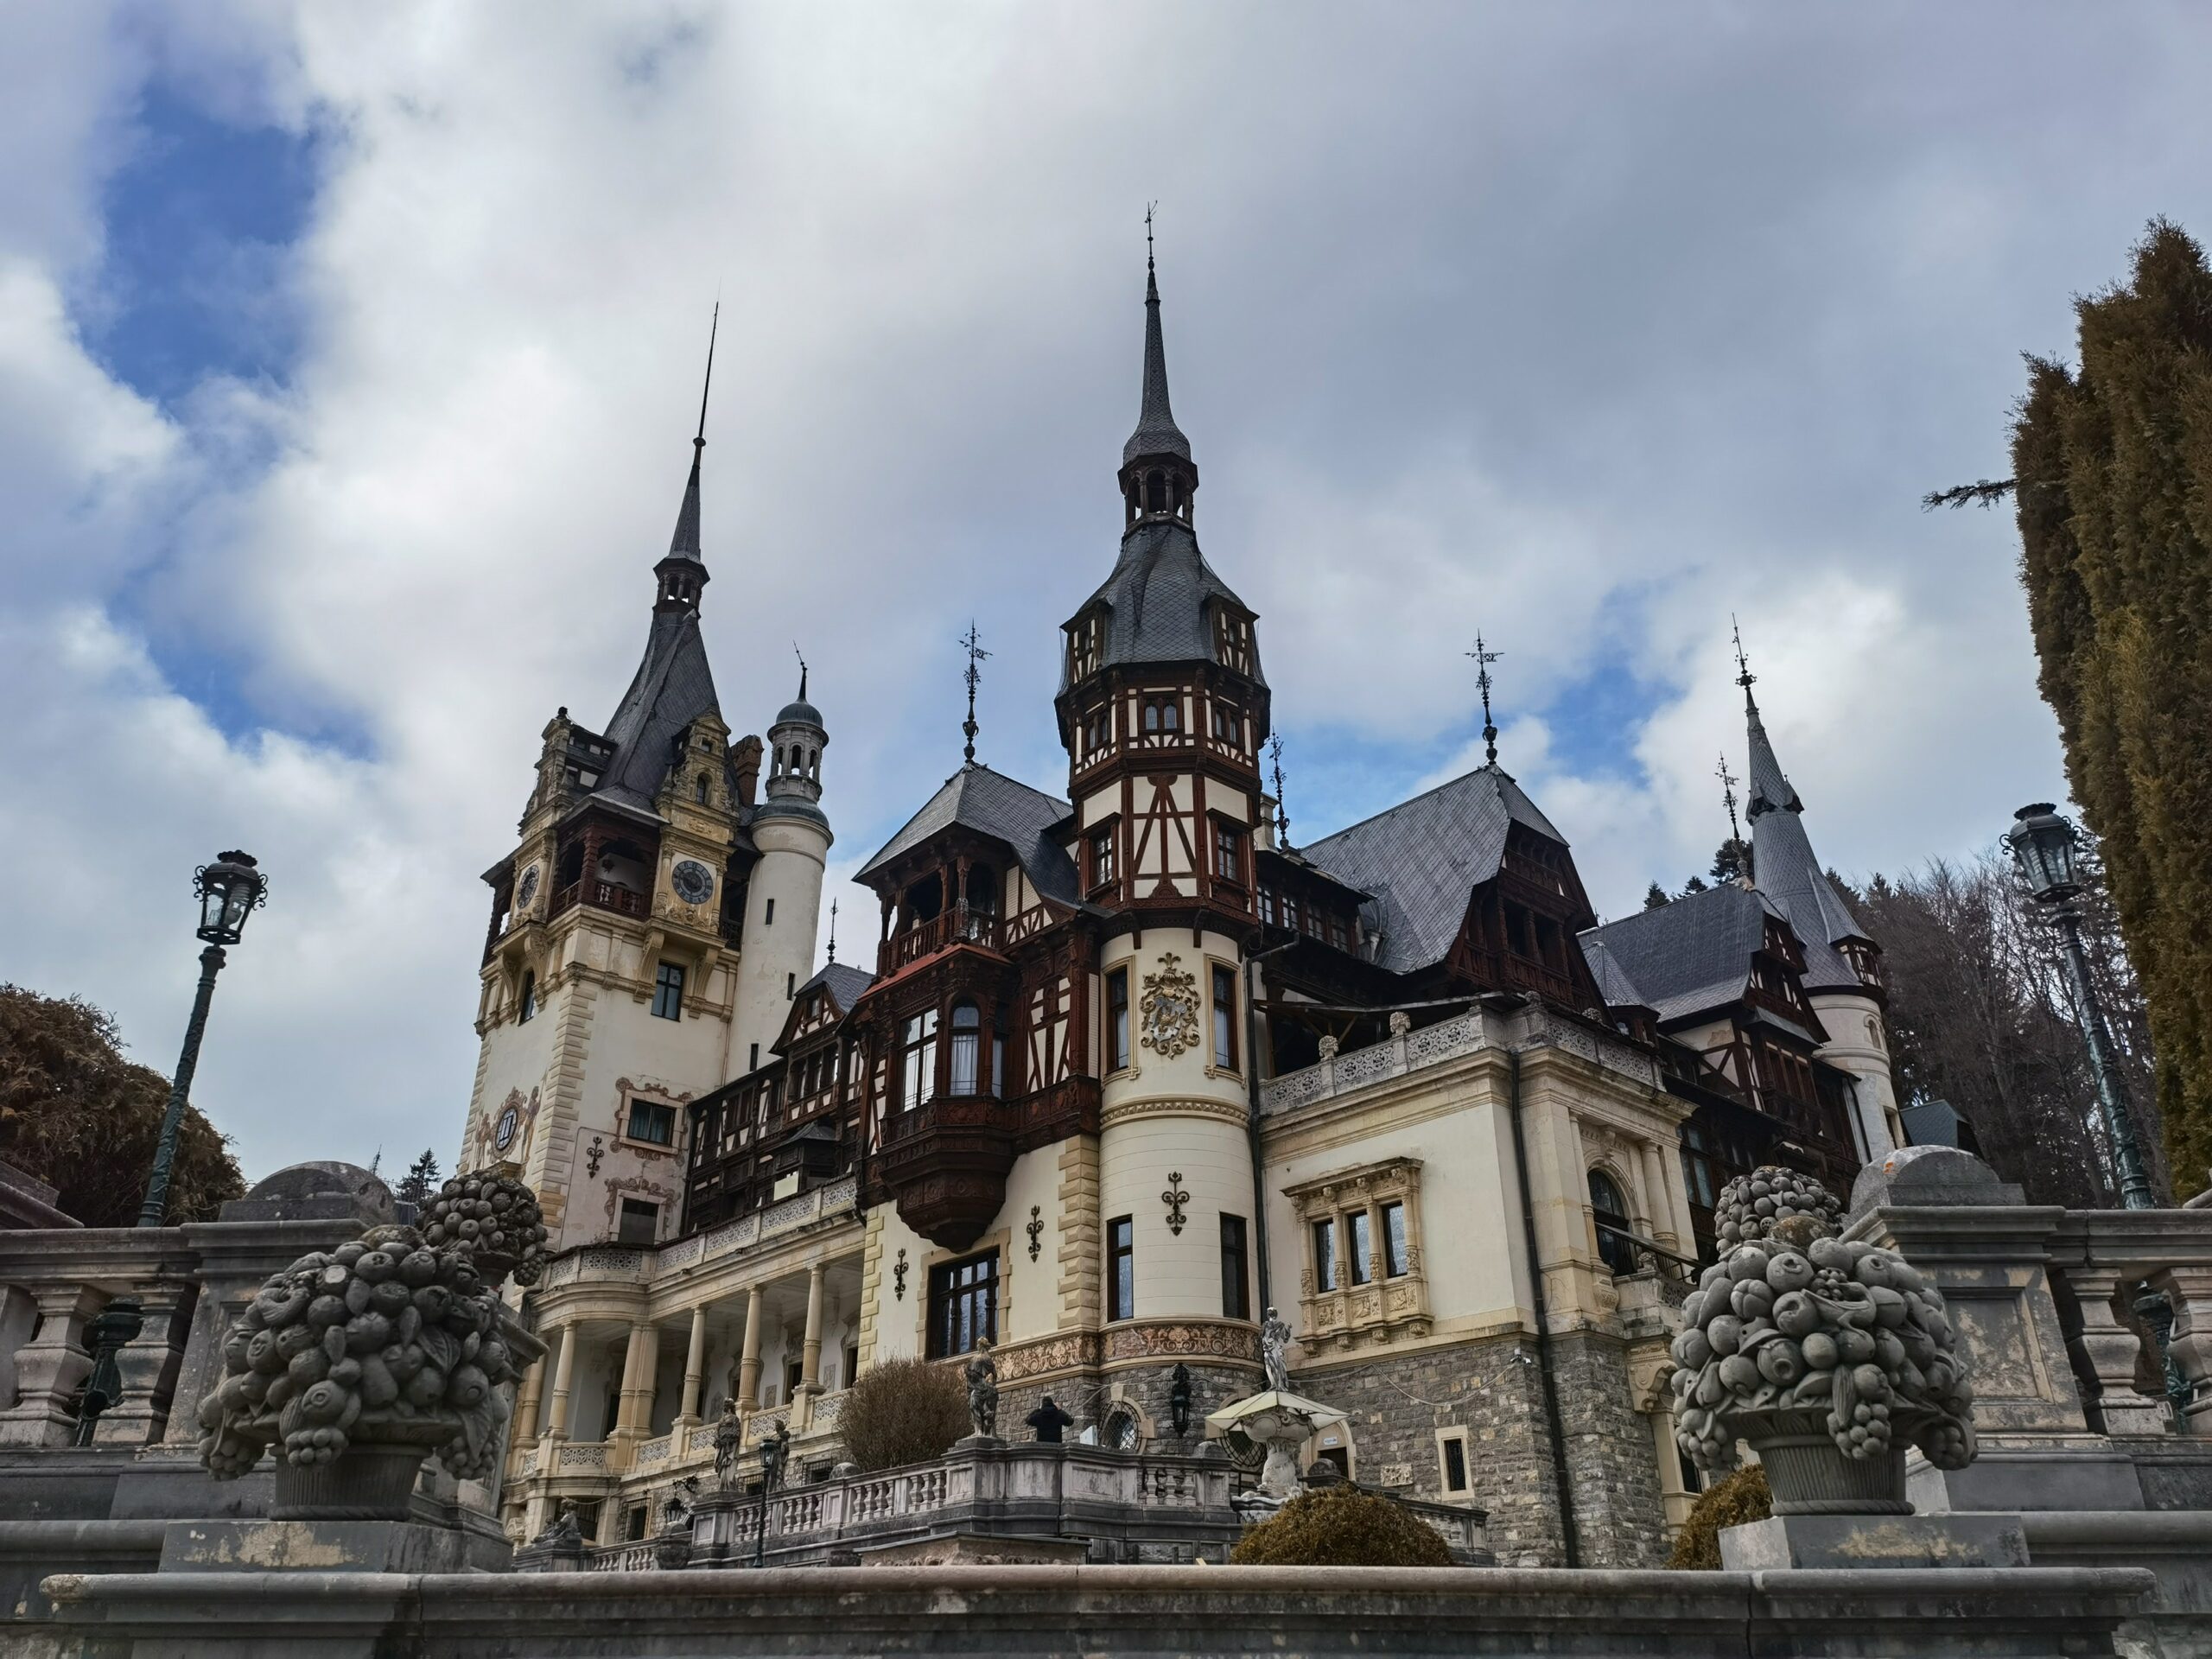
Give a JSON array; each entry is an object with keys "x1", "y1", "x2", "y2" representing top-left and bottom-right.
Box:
[
  {"x1": 1669, "y1": 1167, "x2": 1974, "y2": 1516},
  {"x1": 195, "y1": 1170, "x2": 550, "y2": 1521}
]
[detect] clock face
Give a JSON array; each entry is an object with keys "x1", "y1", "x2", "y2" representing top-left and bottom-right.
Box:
[
  {"x1": 515, "y1": 864, "x2": 541, "y2": 908},
  {"x1": 671, "y1": 859, "x2": 715, "y2": 906},
  {"x1": 493, "y1": 1103, "x2": 520, "y2": 1152}
]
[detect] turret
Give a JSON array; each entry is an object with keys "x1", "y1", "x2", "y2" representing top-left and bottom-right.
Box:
[{"x1": 730, "y1": 669, "x2": 834, "y2": 1076}]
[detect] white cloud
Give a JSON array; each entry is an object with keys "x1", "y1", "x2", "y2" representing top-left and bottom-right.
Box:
[{"x1": 0, "y1": 2, "x2": 2188, "y2": 1180}]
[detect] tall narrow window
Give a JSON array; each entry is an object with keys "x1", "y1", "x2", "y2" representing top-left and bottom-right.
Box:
[
  {"x1": 1382, "y1": 1200, "x2": 1409, "y2": 1277},
  {"x1": 652, "y1": 962, "x2": 684, "y2": 1020},
  {"x1": 1219, "y1": 1214, "x2": 1250, "y2": 1320},
  {"x1": 1108, "y1": 1216, "x2": 1135, "y2": 1321},
  {"x1": 748, "y1": 1042, "x2": 760, "y2": 1072},
  {"x1": 786, "y1": 971, "x2": 796, "y2": 998},
  {"x1": 949, "y1": 1001, "x2": 981, "y2": 1096},
  {"x1": 1440, "y1": 1431, "x2": 1470, "y2": 1497},
  {"x1": 1090, "y1": 827, "x2": 1117, "y2": 889},
  {"x1": 1211, "y1": 964, "x2": 1238, "y2": 1071},
  {"x1": 1347, "y1": 1210, "x2": 1374, "y2": 1286},
  {"x1": 518, "y1": 971, "x2": 537, "y2": 1023},
  {"x1": 900, "y1": 1010, "x2": 939, "y2": 1109},
  {"x1": 764, "y1": 897, "x2": 775, "y2": 925},
  {"x1": 1312, "y1": 1217, "x2": 1338, "y2": 1292},
  {"x1": 925, "y1": 1251, "x2": 999, "y2": 1357},
  {"x1": 1213, "y1": 822, "x2": 1243, "y2": 883},
  {"x1": 1107, "y1": 969, "x2": 1130, "y2": 1071},
  {"x1": 1589, "y1": 1169, "x2": 1636, "y2": 1274}
]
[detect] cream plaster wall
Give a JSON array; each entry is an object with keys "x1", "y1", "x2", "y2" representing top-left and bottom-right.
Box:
[
  {"x1": 1810, "y1": 989, "x2": 1900, "y2": 1162},
  {"x1": 730, "y1": 814, "x2": 830, "y2": 1074},
  {"x1": 998, "y1": 1145, "x2": 1072, "y2": 1343}
]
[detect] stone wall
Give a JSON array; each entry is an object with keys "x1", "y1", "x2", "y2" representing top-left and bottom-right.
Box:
[{"x1": 1290, "y1": 1326, "x2": 1668, "y2": 1568}]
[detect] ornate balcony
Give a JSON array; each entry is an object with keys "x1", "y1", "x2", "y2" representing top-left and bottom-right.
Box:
[{"x1": 874, "y1": 1092, "x2": 1021, "y2": 1250}]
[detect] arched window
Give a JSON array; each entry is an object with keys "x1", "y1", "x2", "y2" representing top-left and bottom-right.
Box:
[
  {"x1": 1146, "y1": 471, "x2": 1166, "y2": 512},
  {"x1": 518, "y1": 971, "x2": 537, "y2": 1023},
  {"x1": 1588, "y1": 1169, "x2": 1636, "y2": 1275},
  {"x1": 695, "y1": 772, "x2": 710, "y2": 804},
  {"x1": 949, "y1": 1001, "x2": 982, "y2": 1096},
  {"x1": 900, "y1": 1009, "x2": 939, "y2": 1109}
]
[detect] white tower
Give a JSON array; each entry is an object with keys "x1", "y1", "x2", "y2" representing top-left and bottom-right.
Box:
[{"x1": 731, "y1": 673, "x2": 833, "y2": 1074}]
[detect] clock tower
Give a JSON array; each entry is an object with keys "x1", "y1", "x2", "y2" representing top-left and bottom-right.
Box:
[{"x1": 461, "y1": 353, "x2": 830, "y2": 1252}]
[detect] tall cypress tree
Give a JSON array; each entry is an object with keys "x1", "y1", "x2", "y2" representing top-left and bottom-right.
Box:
[{"x1": 2012, "y1": 219, "x2": 2212, "y2": 1197}]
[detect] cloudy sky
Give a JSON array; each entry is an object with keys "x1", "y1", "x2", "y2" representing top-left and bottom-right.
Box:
[{"x1": 4, "y1": 3, "x2": 2206, "y2": 1185}]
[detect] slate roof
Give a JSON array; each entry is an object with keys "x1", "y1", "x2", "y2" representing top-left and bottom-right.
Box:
[
  {"x1": 1065, "y1": 519, "x2": 1261, "y2": 689},
  {"x1": 1300, "y1": 765, "x2": 1567, "y2": 976},
  {"x1": 855, "y1": 763, "x2": 1082, "y2": 907},
  {"x1": 590, "y1": 607, "x2": 721, "y2": 814},
  {"x1": 664, "y1": 443, "x2": 705, "y2": 568},
  {"x1": 800, "y1": 961, "x2": 875, "y2": 1013},
  {"x1": 1123, "y1": 264, "x2": 1192, "y2": 466},
  {"x1": 1744, "y1": 692, "x2": 1871, "y2": 995},
  {"x1": 1577, "y1": 884, "x2": 1796, "y2": 1027}
]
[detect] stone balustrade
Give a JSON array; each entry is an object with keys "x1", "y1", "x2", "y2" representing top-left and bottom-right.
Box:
[
  {"x1": 1261, "y1": 1004, "x2": 1657, "y2": 1116},
  {"x1": 536, "y1": 1177, "x2": 858, "y2": 1292}
]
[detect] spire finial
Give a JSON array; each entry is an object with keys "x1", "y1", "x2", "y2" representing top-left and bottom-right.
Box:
[
  {"x1": 696, "y1": 301, "x2": 719, "y2": 452},
  {"x1": 1268, "y1": 733, "x2": 1291, "y2": 849},
  {"x1": 1718, "y1": 753, "x2": 1742, "y2": 844},
  {"x1": 793, "y1": 642, "x2": 808, "y2": 703},
  {"x1": 1732, "y1": 614, "x2": 1757, "y2": 706},
  {"x1": 1466, "y1": 632, "x2": 1503, "y2": 766},
  {"x1": 827, "y1": 897, "x2": 838, "y2": 964},
  {"x1": 1146, "y1": 201, "x2": 1156, "y2": 274},
  {"x1": 958, "y1": 621, "x2": 990, "y2": 765}
]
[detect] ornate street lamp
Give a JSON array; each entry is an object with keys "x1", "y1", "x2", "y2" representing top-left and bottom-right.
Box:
[
  {"x1": 2004, "y1": 806, "x2": 2152, "y2": 1211},
  {"x1": 137, "y1": 851, "x2": 267, "y2": 1228},
  {"x1": 752, "y1": 1417, "x2": 790, "y2": 1569}
]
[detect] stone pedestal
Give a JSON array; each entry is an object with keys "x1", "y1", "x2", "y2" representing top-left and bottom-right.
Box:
[
  {"x1": 1719, "y1": 1511, "x2": 2031, "y2": 1571},
  {"x1": 157, "y1": 1516, "x2": 513, "y2": 1574}
]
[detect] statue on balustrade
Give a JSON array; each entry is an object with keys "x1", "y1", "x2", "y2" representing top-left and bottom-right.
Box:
[
  {"x1": 964, "y1": 1341, "x2": 999, "y2": 1438},
  {"x1": 713, "y1": 1397, "x2": 745, "y2": 1489},
  {"x1": 1260, "y1": 1307, "x2": 1293, "y2": 1394}
]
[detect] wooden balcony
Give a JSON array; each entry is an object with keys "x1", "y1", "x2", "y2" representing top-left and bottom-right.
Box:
[
  {"x1": 874, "y1": 1090, "x2": 1021, "y2": 1250},
  {"x1": 877, "y1": 907, "x2": 1001, "y2": 976},
  {"x1": 548, "y1": 880, "x2": 651, "y2": 922}
]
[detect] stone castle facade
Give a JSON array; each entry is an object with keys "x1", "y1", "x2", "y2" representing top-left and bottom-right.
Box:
[{"x1": 461, "y1": 257, "x2": 1904, "y2": 1565}]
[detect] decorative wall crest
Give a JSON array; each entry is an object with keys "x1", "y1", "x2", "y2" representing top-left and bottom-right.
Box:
[
  {"x1": 1139, "y1": 952, "x2": 1201, "y2": 1059},
  {"x1": 1161, "y1": 1172, "x2": 1191, "y2": 1236},
  {"x1": 1027, "y1": 1205, "x2": 1044, "y2": 1262},
  {"x1": 893, "y1": 1248, "x2": 908, "y2": 1301}
]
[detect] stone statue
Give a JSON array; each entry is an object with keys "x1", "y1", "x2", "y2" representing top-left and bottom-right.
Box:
[
  {"x1": 1260, "y1": 1306, "x2": 1293, "y2": 1394},
  {"x1": 534, "y1": 1499, "x2": 583, "y2": 1547},
  {"x1": 712, "y1": 1396, "x2": 744, "y2": 1487},
  {"x1": 1669, "y1": 1166, "x2": 1974, "y2": 1512},
  {"x1": 1025, "y1": 1395, "x2": 1074, "y2": 1444},
  {"x1": 964, "y1": 1342, "x2": 1000, "y2": 1437},
  {"x1": 194, "y1": 1171, "x2": 550, "y2": 1516}
]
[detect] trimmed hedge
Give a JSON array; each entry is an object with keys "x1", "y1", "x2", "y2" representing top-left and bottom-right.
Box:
[
  {"x1": 1230, "y1": 1484, "x2": 1454, "y2": 1567},
  {"x1": 1666, "y1": 1465, "x2": 1771, "y2": 1570}
]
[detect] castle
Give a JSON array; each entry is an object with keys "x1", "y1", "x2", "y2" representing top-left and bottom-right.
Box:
[{"x1": 460, "y1": 254, "x2": 1904, "y2": 1566}]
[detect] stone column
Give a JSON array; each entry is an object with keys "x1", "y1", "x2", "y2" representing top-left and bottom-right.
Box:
[
  {"x1": 1639, "y1": 1142, "x2": 1678, "y2": 1250},
  {"x1": 1364, "y1": 1203, "x2": 1386, "y2": 1286},
  {"x1": 632, "y1": 1327, "x2": 663, "y2": 1436},
  {"x1": 92, "y1": 1285, "x2": 196, "y2": 1446},
  {"x1": 2063, "y1": 1264, "x2": 2170, "y2": 1437},
  {"x1": 614, "y1": 1321, "x2": 650, "y2": 1435},
  {"x1": 738, "y1": 1285, "x2": 764, "y2": 1408},
  {"x1": 800, "y1": 1264, "x2": 826, "y2": 1395},
  {"x1": 0, "y1": 1285, "x2": 101, "y2": 1447},
  {"x1": 677, "y1": 1305, "x2": 709, "y2": 1427},
  {"x1": 512, "y1": 1354, "x2": 548, "y2": 1451},
  {"x1": 543, "y1": 1323, "x2": 578, "y2": 1443}
]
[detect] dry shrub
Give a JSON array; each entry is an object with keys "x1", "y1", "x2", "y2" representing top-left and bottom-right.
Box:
[
  {"x1": 1230, "y1": 1484, "x2": 1454, "y2": 1567},
  {"x1": 837, "y1": 1356, "x2": 970, "y2": 1471},
  {"x1": 1666, "y1": 1465, "x2": 1771, "y2": 1569}
]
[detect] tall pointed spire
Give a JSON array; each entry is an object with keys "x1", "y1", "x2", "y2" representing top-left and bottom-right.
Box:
[
  {"x1": 663, "y1": 304, "x2": 717, "y2": 572},
  {"x1": 1123, "y1": 207, "x2": 1192, "y2": 467},
  {"x1": 1733, "y1": 619, "x2": 1799, "y2": 821}
]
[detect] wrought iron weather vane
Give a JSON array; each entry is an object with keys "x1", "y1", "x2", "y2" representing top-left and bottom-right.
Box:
[
  {"x1": 959, "y1": 621, "x2": 990, "y2": 764},
  {"x1": 1718, "y1": 753, "x2": 1742, "y2": 844},
  {"x1": 1732, "y1": 614, "x2": 1756, "y2": 698},
  {"x1": 1268, "y1": 733, "x2": 1290, "y2": 849},
  {"x1": 1465, "y1": 632, "x2": 1503, "y2": 766}
]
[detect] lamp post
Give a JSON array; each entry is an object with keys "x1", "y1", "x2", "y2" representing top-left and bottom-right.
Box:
[
  {"x1": 137, "y1": 851, "x2": 267, "y2": 1229},
  {"x1": 2003, "y1": 806, "x2": 2153, "y2": 1209},
  {"x1": 752, "y1": 1417, "x2": 789, "y2": 1568}
]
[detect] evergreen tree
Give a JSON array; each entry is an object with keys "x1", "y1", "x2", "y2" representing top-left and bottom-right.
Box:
[
  {"x1": 2011, "y1": 219, "x2": 2212, "y2": 1196},
  {"x1": 1679, "y1": 875, "x2": 1709, "y2": 898},
  {"x1": 1643, "y1": 881, "x2": 1670, "y2": 911},
  {"x1": 396, "y1": 1148, "x2": 442, "y2": 1207},
  {"x1": 1711, "y1": 837, "x2": 1751, "y2": 887}
]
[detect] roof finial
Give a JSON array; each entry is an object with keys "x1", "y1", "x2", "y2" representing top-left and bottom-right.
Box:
[
  {"x1": 1732, "y1": 614, "x2": 1757, "y2": 706},
  {"x1": 1466, "y1": 632, "x2": 1503, "y2": 766},
  {"x1": 696, "y1": 301, "x2": 719, "y2": 452},
  {"x1": 826, "y1": 897, "x2": 838, "y2": 964},
  {"x1": 1268, "y1": 733, "x2": 1292, "y2": 850},
  {"x1": 1718, "y1": 753, "x2": 1742, "y2": 844},
  {"x1": 958, "y1": 621, "x2": 990, "y2": 765},
  {"x1": 1146, "y1": 201, "x2": 1156, "y2": 274},
  {"x1": 793, "y1": 642, "x2": 808, "y2": 702}
]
